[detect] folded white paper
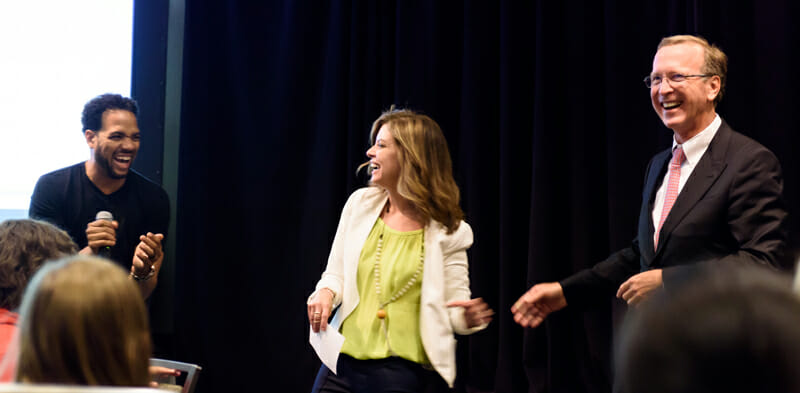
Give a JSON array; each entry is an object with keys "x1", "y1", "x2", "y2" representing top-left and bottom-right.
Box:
[{"x1": 309, "y1": 326, "x2": 345, "y2": 374}]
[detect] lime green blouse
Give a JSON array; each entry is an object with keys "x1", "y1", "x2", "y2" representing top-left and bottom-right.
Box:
[{"x1": 340, "y1": 217, "x2": 428, "y2": 364}]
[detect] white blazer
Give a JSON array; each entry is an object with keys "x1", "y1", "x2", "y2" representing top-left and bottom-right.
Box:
[{"x1": 310, "y1": 187, "x2": 485, "y2": 387}]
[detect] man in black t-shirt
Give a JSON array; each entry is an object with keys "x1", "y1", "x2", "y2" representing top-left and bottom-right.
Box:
[{"x1": 29, "y1": 94, "x2": 169, "y2": 299}]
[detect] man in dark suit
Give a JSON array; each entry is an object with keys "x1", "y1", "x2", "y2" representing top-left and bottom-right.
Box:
[{"x1": 511, "y1": 35, "x2": 787, "y2": 327}]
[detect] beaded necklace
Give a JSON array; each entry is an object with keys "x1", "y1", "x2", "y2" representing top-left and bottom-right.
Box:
[{"x1": 372, "y1": 221, "x2": 424, "y2": 354}]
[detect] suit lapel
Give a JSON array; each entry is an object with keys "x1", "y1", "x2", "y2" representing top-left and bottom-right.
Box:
[{"x1": 655, "y1": 122, "x2": 731, "y2": 255}]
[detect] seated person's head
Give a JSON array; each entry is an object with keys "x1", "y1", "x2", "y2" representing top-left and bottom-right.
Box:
[
  {"x1": 616, "y1": 265, "x2": 800, "y2": 393},
  {"x1": 16, "y1": 256, "x2": 151, "y2": 386},
  {"x1": 0, "y1": 219, "x2": 77, "y2": 311}
]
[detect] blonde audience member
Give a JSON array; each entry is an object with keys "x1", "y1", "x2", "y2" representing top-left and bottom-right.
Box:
[{"x1": 15, "y1": 256, "x2": 151, "y2": 386}]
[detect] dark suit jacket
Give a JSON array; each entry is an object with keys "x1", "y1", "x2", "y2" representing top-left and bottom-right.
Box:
[{"x1": 561, "y1": 120, "x2": 788, "y2": 308}]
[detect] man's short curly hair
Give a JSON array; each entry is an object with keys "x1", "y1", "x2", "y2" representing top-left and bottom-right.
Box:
[
  {"x1": 81, "y1": 93, "x2": 139, "y2": 133},
  {"x1": 0, "y1": 219, "x2": 77, "y2": 310}
]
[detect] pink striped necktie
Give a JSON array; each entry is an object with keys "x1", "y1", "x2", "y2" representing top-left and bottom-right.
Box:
[{"x1": 655, "y1": 145, "x2": 685, "y2": 250}]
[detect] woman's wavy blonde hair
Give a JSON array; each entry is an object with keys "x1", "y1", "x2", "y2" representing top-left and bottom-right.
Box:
[
  {"x1": 360, "y1": 108, "x2": 464, "y2": 233},
  {"x1": 16, "y1": 256, "x2": 151, "y2": 386}
]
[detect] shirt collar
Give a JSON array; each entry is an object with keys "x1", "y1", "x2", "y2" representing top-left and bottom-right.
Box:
[{"x1": 672, "y1": 114, "x2": 721, "y2": 166}]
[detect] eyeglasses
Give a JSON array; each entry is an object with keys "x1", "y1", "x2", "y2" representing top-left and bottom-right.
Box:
[{"x1": 643, "y1": 73, "x2": 713, "y2": 88}]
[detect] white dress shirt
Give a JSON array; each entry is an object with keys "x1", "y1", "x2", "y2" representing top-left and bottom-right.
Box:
[{"x1": 652, "y1": 114, "x2": 721, "y2": 242}]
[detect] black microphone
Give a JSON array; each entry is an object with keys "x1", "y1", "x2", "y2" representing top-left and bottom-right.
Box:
[{"x1": 95, "y1": 211, "x2": 113, "y2": 259}]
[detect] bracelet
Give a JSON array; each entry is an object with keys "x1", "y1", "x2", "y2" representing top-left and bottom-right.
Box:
[{"x1": 130, "y1": 266, "x2": 156, "y2": 281}]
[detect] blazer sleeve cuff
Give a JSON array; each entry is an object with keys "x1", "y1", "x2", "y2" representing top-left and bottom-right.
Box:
[{"x1": 307, "y1": 286, "x2": 341, "y2": 307}]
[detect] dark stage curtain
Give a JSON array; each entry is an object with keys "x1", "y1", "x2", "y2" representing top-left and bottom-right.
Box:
[{"x1": 171, "y1": 1, "x2": 800, "y2": 392}]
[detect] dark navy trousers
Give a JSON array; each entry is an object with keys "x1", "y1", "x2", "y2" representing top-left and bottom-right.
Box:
[{"x1": 311, "y1": 354, "x2": 449, "y2": 393}]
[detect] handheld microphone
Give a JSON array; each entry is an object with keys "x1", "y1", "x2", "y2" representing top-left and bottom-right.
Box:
[{"x1": 95, "y1": 211, "x2": 113, "y2": 259}]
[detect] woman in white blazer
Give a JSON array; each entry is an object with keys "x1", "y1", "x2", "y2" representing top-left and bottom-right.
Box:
[{"x1": 308, "y1": 109, "x2": 493, "y2": 392}]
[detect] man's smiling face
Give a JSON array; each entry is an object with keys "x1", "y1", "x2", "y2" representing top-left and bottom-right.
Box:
[
  {"x1": 650, "y1": 42, "x2": 720, "y2": 141},
  {"x1": 87, "y1": 109, "x2": 140, "y2": 180}
]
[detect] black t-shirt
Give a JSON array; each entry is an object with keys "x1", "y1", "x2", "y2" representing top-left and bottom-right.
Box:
[{"x1": 29, "y1": 162, "x2": 170, "y2": 269}]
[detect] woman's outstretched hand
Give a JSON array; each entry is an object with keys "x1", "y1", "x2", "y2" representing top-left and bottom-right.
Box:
[{"x1": 447, "y1": 297, "x2": 494, "y2": 328}]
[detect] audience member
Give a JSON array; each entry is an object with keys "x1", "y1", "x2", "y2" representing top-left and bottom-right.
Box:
[
  {"x1": 0, "y1": 219, "x2": 77, "y2": 380},
  {"x1": 616, "y1": 265, "x2": 800, "y2": 393},
  {"x1": 15, "y1": 256, "x2": 152, "y2": 386}
]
